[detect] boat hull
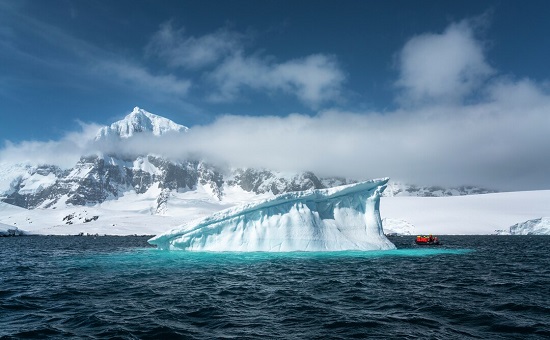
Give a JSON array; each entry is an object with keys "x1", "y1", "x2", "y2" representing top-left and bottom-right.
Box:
[{"x1": 415, "y1": 241, "x2": 441, "y2": 245}]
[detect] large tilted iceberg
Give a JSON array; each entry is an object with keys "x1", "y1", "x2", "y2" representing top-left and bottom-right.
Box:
[{"x1": 148, "y1": 178, "x2": 396, "y2": 251}]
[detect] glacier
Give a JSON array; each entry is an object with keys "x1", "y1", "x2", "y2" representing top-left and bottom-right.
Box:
[{"x1": 148, "y1": 178, "x2": 396, "y2": 251}]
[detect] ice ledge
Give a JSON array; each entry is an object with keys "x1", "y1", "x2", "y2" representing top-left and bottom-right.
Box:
[{"x1": 149, "y1": 177, "x2": 395, "y2": 252}]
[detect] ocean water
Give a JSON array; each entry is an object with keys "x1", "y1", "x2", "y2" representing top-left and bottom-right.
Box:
[{"x1": 1, "y1": 236, "x2": 549, "y2": 339}]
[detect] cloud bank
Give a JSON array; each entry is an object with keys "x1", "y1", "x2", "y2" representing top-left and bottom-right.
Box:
[
  {"x1": 395, "y1": 20, "x2": 494, "y2": 105},
  {"x1": 2, "y1": 19, "x2": 550, "y2": 191},
  {"x1": 98, "y1": 61, "x2": 192, "y2": 97},
  {"x1": 207, "y1": 52, "x2": 344, "y2": 107},
  {"x1": 146, "y1": 22, "x2": 245, "y2": 69},
  {"x1": 0, "y1": 122, "x2": 101, "y2": 168},
  {"x1": 146, "y1": 22, "x2": 345, "y2": 108}
]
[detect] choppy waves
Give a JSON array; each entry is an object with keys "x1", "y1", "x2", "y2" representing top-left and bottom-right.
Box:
[{"x1": 1, "y1": 236, "x2": 549, "y2": 339}]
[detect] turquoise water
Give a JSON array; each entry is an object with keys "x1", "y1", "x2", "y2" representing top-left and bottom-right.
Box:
[
  {"x1": 81, "y1": 247, "x2": 473, "y2": 262},
  {"x1": 1, "y1": 235, "x2": 548, "y2": 339}
]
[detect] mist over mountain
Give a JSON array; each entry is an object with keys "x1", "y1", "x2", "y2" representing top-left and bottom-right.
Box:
[{"x1": 0, "y1": 107, "x2": 495, "y2": 212}]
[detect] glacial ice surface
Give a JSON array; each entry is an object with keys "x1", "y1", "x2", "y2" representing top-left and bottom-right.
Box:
[{"x1": 149, "y1": 178, "x2": 396, "y2": 251}]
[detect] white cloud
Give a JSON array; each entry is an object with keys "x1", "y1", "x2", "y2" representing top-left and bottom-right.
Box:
[
  {"x1": 97, "y1": 61, "x2": 192, "y2": 97},
  {"x1": 146, "y1": 22, "x2": 244, "y2": 69},
  {"x1": 146, "y1": 22, "x2": 346, "y2": 108},
  {"x1": 208, "y1": 53, "x2": 345, "y2": 108},
  {"x1": 173, "y1": 88, "x2": 550, "y2": 191},
  {"x1": 0, "y1": 122, "x2": 101, "y2": 168},
  {"x1": 395, "y1": 20, "x2": 494, "y2": 105},
  {"x1": 487, "y1": 77, "x2": 550, "y2": 108}
]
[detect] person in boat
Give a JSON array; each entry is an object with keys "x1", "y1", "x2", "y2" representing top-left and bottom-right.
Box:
[{"x1": 428, "y1": 234, "x2": 434, "y2": 242}]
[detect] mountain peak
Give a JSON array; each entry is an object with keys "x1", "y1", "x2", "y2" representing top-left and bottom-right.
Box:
[{"x1": 95, "y1": 107, "x2": 188, "y2": 140}]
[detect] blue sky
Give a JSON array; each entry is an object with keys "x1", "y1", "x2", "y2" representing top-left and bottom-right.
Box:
[{"x1": 1, "y1": 0, "x2": 550, "y2": 190}]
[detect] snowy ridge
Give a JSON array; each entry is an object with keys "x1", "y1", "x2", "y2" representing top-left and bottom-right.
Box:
[
  {"x1": 95, "y1": 107, "x2": 188, "y2": 140},
  {"x1": 226, "y1": 169, "x2": 341, "y2": 195},
  {"x1": 148, "y1": 178, "x2": 396, "y2": 251},
  {"x1": 0, "y1": 163, "x2": 32, "y2": 193},
  {"x1": 383, "y1": 181, "x2": 496, "y2": 197}
]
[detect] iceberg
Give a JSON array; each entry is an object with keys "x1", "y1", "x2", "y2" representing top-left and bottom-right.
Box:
[
  {"x1": 148, "y1": 178, "x2": 396, "y2": 251},
  {"x1": 508, "y1": 217, "x2": 550, "y2": 235},
  {"x1": 0, "y1": 223, "x2": 27, "y2": 236}
]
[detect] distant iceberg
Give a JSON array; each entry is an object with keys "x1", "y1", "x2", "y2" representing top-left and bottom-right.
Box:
[
  {"x1": 0, "y1": 224, "x2": 27, "y2": 237},
  {"x1": 508, "y1": 217, "x2": 550, "y2": 235},
  {"x1": 149, "y1": 178, "x2": 396, "y2": 251}
]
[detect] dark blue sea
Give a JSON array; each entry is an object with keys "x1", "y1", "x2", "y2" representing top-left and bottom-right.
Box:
[{"x1": 1, "y1": 235, "x2": 549, "y2": 339}]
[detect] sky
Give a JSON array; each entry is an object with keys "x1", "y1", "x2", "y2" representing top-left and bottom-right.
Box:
[{"x1": 1, "y1": 0, "x2": 550, "y2": 191}]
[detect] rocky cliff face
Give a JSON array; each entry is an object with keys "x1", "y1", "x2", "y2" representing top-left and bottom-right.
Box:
[
  {"x1": 1, "y1": 156, "x2": 495, "y2": 212},
  {"x1": 1, "y1": 156, "x2": 221, "y2": 209},
  {"x1": 0, "y1": 154, "x2": 341, "y2": 211},
  {"x1": 383, "y1": 181, "x2": 496, "y2": 197},
  {"x1": 226, "y1": 169, "x2": 345, "y2": 195}
]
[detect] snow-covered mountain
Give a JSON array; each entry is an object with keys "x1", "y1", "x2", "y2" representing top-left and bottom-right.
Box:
[
  {"x1": 0, "y1": 158, "x2": 491, "y2": 212},
  {"x1": 0, "y1": 106, "x2": 359, "y2": 211},
  {"x1": 0, "y1": 107, "x2": 495, "y2": 210},
  {"x1": 0, "y1": 156, "x2": 351, "y2": 211},
  {"x1": 95, "y1": 107, "x2": 188, "y2": 140}
]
